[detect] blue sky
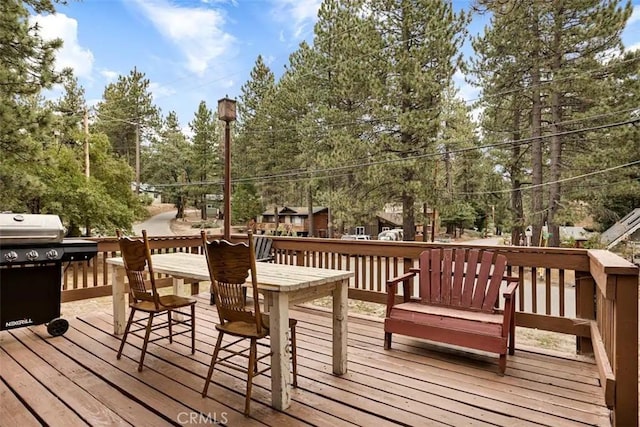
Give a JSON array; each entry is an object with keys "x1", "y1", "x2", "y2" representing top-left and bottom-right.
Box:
[{"x1": 33, "y1": 0, "x2": 640, "y2": 128}]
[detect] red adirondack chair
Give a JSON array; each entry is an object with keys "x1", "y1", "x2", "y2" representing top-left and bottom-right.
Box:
[{"x1": 384, "y1": 248, "x2": 519, "y2": 374}]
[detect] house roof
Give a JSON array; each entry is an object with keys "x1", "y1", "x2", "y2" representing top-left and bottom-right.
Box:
[
  {"x1": 262, "y1": 206, "x2": 328, "y2": 216},
  {"x1": 376, "y1": 212, "x2": 403, "y2": 226},
  {"x1": 600, "y1": 208, "x2": 640, "y2": 249}
]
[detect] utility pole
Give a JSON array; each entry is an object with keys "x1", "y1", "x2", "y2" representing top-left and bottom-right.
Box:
[
  {"x1": 135, "y1": 121, "x2": 140, "y2": 194},
  {"x1": 84, "y1": 107, "x2": 91, "y2": 237},
  {"x1": 83, "y1": 107, "x2": 90, "y2": 178}
]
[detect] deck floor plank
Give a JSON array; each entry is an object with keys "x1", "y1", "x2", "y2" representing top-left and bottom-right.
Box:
[
  {"x1": 0, "y1": 299, "x2": 610, "y2": 427},
  {"x1": 0, "y1": 377, "x2": 41, "y2": 427},
  {"x1": 5, "y1": 328, "x2": 133, "y2": 427},
  {"x1": 86, "y1": 311, "x2": 408, "y2": 427},
  {"x1": 292, "y1": 306, "x2": 605, "y2": 400},
  {"x1": 0, "y1": 344, "x2": 88, "y2": 427},
  {"x1": 62, "y1": 319, "x2": 267, "y2": 427}
]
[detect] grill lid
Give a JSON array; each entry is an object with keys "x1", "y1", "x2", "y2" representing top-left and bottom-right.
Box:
[{"x1": 0, "y1": 214, "x2": 65, "y2": 245}]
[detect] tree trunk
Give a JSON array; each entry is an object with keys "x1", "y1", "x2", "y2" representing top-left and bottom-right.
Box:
[
  {"x1": 273, "y1": 205, "x2": 279, "y2": 235},
  {"x1": 547, "y1": 3, "x2": 563, "y2": 247},
  {"x1": 176, "y1": 196, "x2": 185, "y2": 219},
  {"x1": 510, "y1": 106, "x2": 525, "y2": 245},
  {"x1": 201, "y1": 193, "x2": 207, "y2": 220},
  {"x1": 530, "y1": 10, "x2": 544, "y2": 247},
  {"x1": 422, "y1": 203, "x2": 429, "y2": 242},
  {"x1": 307, "y1": 184, "x2": 314, "y2": 237},
  {"x1": 402, "y1": 190, "x2": 415, "y2": 241}
]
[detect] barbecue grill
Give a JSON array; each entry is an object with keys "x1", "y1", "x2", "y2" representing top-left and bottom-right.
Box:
[{"x1": 0, "y1": 213, "x2": 97, "y2": 336}]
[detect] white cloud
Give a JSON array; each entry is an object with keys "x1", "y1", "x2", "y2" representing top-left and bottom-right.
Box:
[
  {"x1": 627, "y1": 42, "x2": 640, "y2": 52},
  {"x1": 629, "y1": 5, "x2": 640, "y2": 25},
  {"x1": 100, "y1": 69, "x2": 119, "y2": 82},
  {"x1": 271, "y1": 0, "x2": 321, "y2": 40},
  {"x1": 453, "y1": 70, "x2": 479, "y2": 103},
  {"x1": 149, "y1": 81, "x2": 177, "y2": 99},
  {"x1": 30, "y1": 13, "x2": 94, "y2": 78},
  {"x1": 133, "y1": 0, "x2": 235, "y2": 76}
]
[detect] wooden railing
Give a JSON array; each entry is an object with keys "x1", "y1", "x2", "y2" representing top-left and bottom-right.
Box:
[{"x1": 60, "y1": 234, "x2": 638, "y2": 425}]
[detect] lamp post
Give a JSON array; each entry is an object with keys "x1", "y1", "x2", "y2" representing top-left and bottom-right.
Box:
[{"x1": 218, "y1": 96, "x2": 236, "y2": 239}]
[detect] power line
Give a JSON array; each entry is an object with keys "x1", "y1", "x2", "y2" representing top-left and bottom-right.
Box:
[
  {"x1": 453, "y1": 160, "x2": 640, "y2": 196},
  {"x1": 148, "y1": 117, "x2": 639, "y2": 188}
]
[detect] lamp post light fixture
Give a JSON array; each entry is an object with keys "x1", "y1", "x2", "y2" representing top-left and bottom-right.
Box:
[{"x1": 218, "y1": 96, "x2": 236, "y2": 240}]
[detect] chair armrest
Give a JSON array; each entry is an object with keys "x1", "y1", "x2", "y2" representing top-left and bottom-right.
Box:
[
  {"x1": 503, "y1": 281, "x2": 518, "y2": 299},
  {"x1": 501, "y1": 279, "x2": 519, "y2": 336},
  {"x1": 385, "y1": 271, "x2": 417, "y2": 316},
  {"x1": 386, "y1": 271, "x2": 417, "y2": 289}
]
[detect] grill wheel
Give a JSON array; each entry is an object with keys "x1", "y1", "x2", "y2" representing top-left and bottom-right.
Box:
[{"x1": 46, "y1": 318, "x2": 69, "y2": 336}]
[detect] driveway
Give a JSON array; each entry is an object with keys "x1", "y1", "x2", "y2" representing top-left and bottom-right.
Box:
[
  {"x1": 133, "y1": 210, "x2": 176, "y2": 236},
  {"x1": 462, "y1": 237, "x2": 503, "y2": 246}
]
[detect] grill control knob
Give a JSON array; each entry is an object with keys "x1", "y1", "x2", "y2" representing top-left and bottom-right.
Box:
[
  {"x1": 26, "y1": 250, "x2": 39, "y2": 261},
  {"x1": 4, "y1": 251, "x2": 18, "y2": 263},
  {"x1": 46, "y1": 249, "x2": 59, "y2": 260}
]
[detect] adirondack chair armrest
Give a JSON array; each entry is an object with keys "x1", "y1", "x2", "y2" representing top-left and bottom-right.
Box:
[
  {"x1": 385, "y1": 271, "x2": 417, "y2": 315},
  {"x1": 386, "y1": 271, "x2": 416, "y2": 288},
  {"x1": 501, "y1": 281, "x2": 518, "y2": 337}
]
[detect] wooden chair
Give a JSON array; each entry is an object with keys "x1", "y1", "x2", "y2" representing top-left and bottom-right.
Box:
[
  {"x1": 116, "y1": 230, "x2": 196, "y2": 372},
  {"x1": 384, "y1": 248, "x2": 518, "y2": 374},
  {"x1": 200, "y1": 230, "x2": 298, "y2": 416},
  {"x1": 209, "y1": 235, "x2": 273, "y2": 305}
]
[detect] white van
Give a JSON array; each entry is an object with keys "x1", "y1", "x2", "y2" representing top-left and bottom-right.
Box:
[
  {"x1": 340, "y1": 234, "x2": 371, "y2": 240},
  {"x1": 378, "y1": 229, "x2": 403, "y2": 241}
]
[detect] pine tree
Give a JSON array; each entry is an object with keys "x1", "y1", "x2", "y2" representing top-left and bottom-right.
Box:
[
  {"x1": 472, "y1": 0, "x2": 633, "y2": 246},
  {"x1": 93, "y1": 68, "x2": 159, "y2": 193},
  {"x1": 189, "y1": 101, "x2": 219, "y2": 219},
  {"x1": 144, "y1": 112, "x2": 191, "y2": 218},
  {"x1": 368, "y1": 0, "x2": 467, "y2": 240},
  {"x1": 0, "y1": 0, "x2": 66, "y2": 211}
]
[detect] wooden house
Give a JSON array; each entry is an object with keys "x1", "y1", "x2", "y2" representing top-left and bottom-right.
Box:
[{"x1": 258, "y1": 206, "x2": 329, "y2": 237}]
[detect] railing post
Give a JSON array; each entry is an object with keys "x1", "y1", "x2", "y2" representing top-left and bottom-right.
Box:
[
  {"x1": 612, "y1": 273, "x2": 638, "y2": 426},
  {"x1": 589, "y1": 249, "x2": 639, "y2": 426},
  {"x1": 575, "y1": 271, "x2": 594, "y2": 354}
]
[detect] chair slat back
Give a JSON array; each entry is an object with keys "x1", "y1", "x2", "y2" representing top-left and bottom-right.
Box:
[
  {"x1": 201, "y1": 231, "x2": 263, "y2": 332},
  {"x1": 254, "y1": 236, "x2": 273, "y2": 262},
  {"x1": 116, "y1": 230, "x2": 160, "y2": 308},
  {"x1": 418, "y1": 248, "x2": 508, "y2": 313}
]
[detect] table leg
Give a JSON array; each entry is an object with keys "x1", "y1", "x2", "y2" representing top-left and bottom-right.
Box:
[
  {"x1": 172, "y1": 277, "x2": 184, "y2": 321},
  {"x1": 270, "y1": 291, "x2": 292, "y2": 410},
  {"x1": 333, "y1": 278, "x2": 348, "y2": 375},
  {"x1": 111, "y1": 265, "x2": 126, "y2": 335}
]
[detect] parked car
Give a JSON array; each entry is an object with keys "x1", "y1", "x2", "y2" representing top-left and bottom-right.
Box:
[
  {"x1": 378, "y1": 229, "x2": 403, "y2": 241},
  {"x1": 340, "y1": 234, "x2": 371, "y2": 240}
]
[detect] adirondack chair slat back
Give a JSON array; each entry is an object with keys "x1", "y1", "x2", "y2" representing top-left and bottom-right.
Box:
[{"x1": 418, "y1": 248, "x2": 508, "y2": 313}]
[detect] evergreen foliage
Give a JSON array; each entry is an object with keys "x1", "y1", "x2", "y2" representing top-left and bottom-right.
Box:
[{"x1": 3, "y1": 0, "x2": 639, "y2": 243}]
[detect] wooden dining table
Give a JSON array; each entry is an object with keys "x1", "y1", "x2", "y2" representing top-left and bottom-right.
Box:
[{"x1": 107, "y1": 252, "x2": 354, "y2": 410}]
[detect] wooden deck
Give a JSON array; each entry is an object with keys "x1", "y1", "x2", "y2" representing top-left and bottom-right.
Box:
[{"x1": 1, "y1": 294, "x2": 610, "y2": 426}]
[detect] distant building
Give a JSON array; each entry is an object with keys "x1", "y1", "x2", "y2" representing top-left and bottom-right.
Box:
[
  {"x1": 132, "y1": 183, "x2": 162, "y2": 204},
  {"x1": 345, "y1": 212, "x2": 404, "y2": 238},
  {"x1": 258, "y1": 206, "x2": 329, "y2": 237}
]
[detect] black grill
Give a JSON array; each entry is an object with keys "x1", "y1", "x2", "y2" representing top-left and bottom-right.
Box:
[{"x1": 0, "y1": 214, "x2": 97, "y2": 336}]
